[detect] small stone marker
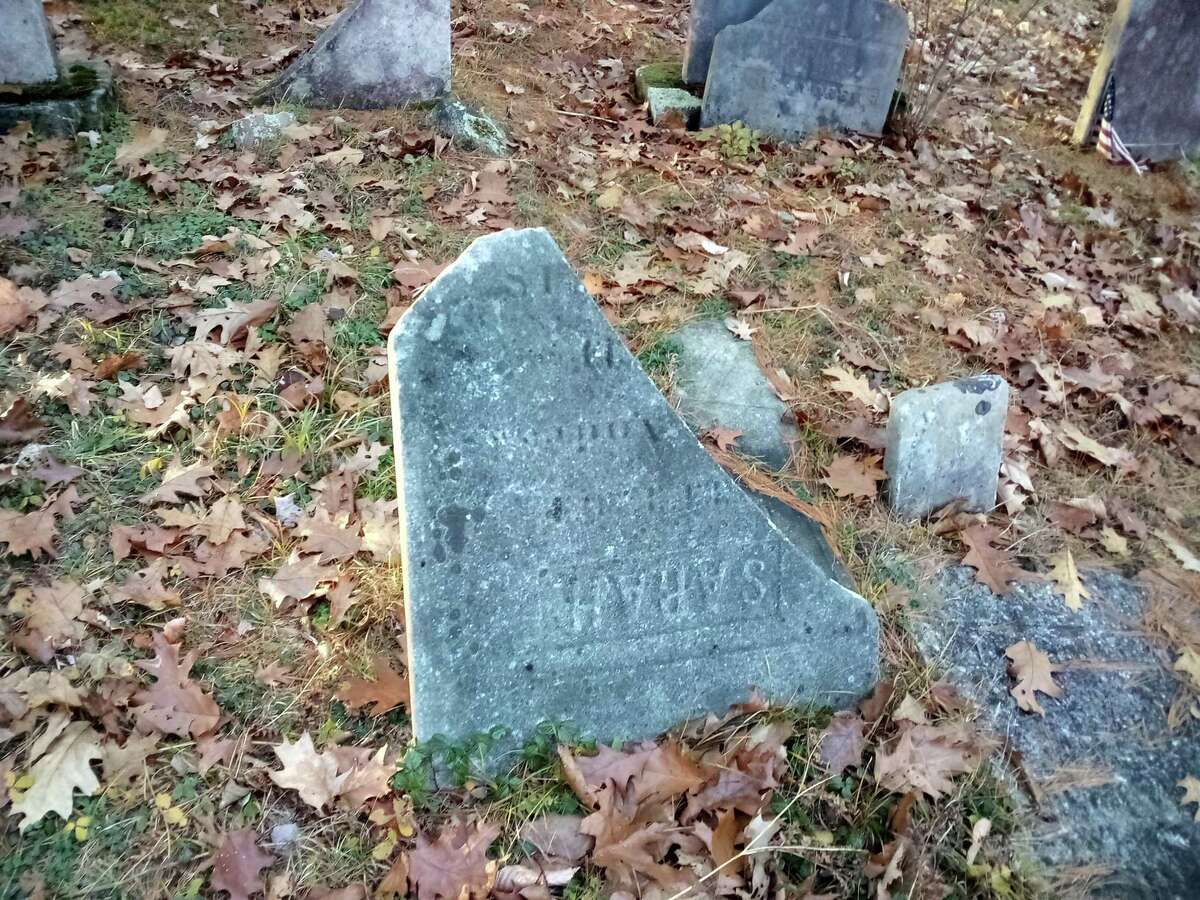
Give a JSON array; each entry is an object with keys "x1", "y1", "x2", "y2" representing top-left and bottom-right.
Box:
[
  {"x1": 701, "y1": 0, "x2": 909, "y2": 141},
  {"x1": 884, "y1": 375, "x2": 1009, "y2": 520},
  {"x1": 671, "y1": 319, "x2": 797, "y2": 469},
  {"x1": 389, "y1": 228, "x2": 879, "y2": 746},
  {"x1": 229, "y1": 111, "x2": 296, "y2": 150},
  {"x1": 1074, "y1": 0, "x2": 1200, "y2": 162},
  {"x1": 260, "y1": 0, "x2": 450, "y2": 109},
  {"x1": 646, "y1": 87, "x2": 701, "y2": 129},
  {"x1": 682, "y1": 0, "x2": 772, "y2": 86},
  {"x1": 0, "y1": 0, "x2": 59, "y2": 84}
]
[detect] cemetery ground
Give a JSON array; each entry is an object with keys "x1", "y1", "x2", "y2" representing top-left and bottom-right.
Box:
[{"x1": 1, "y1": 0, "x2": 1200, "y2": 898}]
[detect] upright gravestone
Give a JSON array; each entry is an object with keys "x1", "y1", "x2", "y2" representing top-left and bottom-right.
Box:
[
  {"x1": 682, "y1": 0, "x2": 772, "y2": 86},
  {"x1": 259, "y1": 0, "x2": 450, "y2": 108},
  {"x1": 389, "y1": 229, "x2": 879, "y2": 745},
  {"x1": 1073, "y1": 0, "x2": 1200, "y2": 162},
  {"x1": 884, "y1": 375, "x2": 1009, "y2": 520},
  {"x1": 701, "y1": 0, "x2": 909, "y2": 141},
  {"x1": 0, "y1": 0, "x2": 60, "y2": 84}
]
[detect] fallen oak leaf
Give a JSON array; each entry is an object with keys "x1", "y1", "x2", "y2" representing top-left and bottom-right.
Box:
[
  {"x1": 1174, "y1": 649, "x2": 1200, "y2": 691},
  {"x1": 1049, "y1": 549, "x2": 1090, "y2": 612},
  {"x1": 211, "y1": 829, "x2": 275, "y2": 900},
  {"x1": 10, "y1": 721, "x2": 102, "y2": 831},
  {"x1": 1155, "y1": 530, "x2": 1200, "y2": 574},
  {"x1": 268, "y1": 732, "x2": 346, "y2": 810},
  {"x1": 133, "y1": 630, "x2": 221, "y2": 738},
  {"x1": 1179, "y1": 776, "x2": 1200, "y2": 822},
  {"x1": 706, "y1": 426, "x2": 743, "y2": 452},
  {"x1": 140, "y1": 457, "x2": 215, "y2": 505},
  {"x1": 406, "y1": 818, "x2": 500, "y2": 900},
  {"x1": 258, "y1": 550, "x2": 337, "y2": 607},
  {"x1": 960, "y1": 525, "x2": 1036, "y2": 595},
  {"x1": 1005, "y1": 640, "x2": 1063, "y2": 716},
  {"x1": 114, "y1": 125, "x2": 168, "y2": 171},
  {"x1": 1057, "y1": 423, "x2": 1137, "y2": 473},
  {"x1": 873, "y1": 723, "x2": 993, "y2": 798},
  {"x1": 822, "y1": 365, "x2": 887, "y2": 412},
  {"x1": 817, "y1": 711, "x2": 865, "y2": 773},
  {"x1": 822, "y1": 454, "x2": 885, "y2": 500},
  {"x1": 337, "y1": 658, "x2": 409, "y2": 716}
]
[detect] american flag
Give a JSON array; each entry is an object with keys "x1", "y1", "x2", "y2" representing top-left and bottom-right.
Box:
[{"x1": 1096, "y1": 77, "x2": 1145, "y2": 176}]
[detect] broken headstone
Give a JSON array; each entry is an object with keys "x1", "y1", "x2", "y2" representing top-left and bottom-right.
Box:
[
  {"x1": 671, "y1": 319, "x2": 797, "y2": 469},
  {"x1": 432, "y1": 97, "x2": 511, "y2": 157},
  {"x1": 388, "y1": 228, "x2": 879, "y2": 746},
  {"x1": 701, "y1": 0, "x2": 909, "y2": 141},
  {"x1": 229, "y1": 111, "x2": 297, "y2": 150},
  {"x1": 884, "y1": 375, "x2": 1008, "y2": 520},
  {"x1": 634, "y1": 61, "x2": 687, "y2": 101},
  {"x1": 259, "y1": 0, "x2": 450, "y2": 109}
]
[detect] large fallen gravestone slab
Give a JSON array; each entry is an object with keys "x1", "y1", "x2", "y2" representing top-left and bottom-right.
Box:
[
  {"x1": 671, "y1": 319, "x2": 798, "y2": 470},
  {"x1": 389, "y1": 228, "x2": 879, "y2": 746},
  {"x1": 682, "y1": 0, "x2": 772, "y2": 86},
  {"x1": 259, "y1": 0, "x2": 450, "y2": 109},
  {"x1": 1074, "y1": 0, "x2": 1200, "y2": 163},
  {"x1": 0, "y1": 0, "x2": 59, "y2": 85},
  {"x1": 884, "y1": 375, "x2": 1008, "y2": 520},
  {"x1": 701, "y1": 0, "x2": 908, "y2": 141},
  {"x1": 916, "y1": 567, "x2": 1200, "y2": 899}
]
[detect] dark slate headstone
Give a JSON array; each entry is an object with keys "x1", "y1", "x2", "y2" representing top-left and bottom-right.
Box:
[
  {"x1": 1074, "y1": 0, "x2": 1200, "y2": 163},
  {"x1": 682, "y1": 0, "x2": 772, "y2": 86},
  {"x1": 0, "y1": 0, "x2": 59, "y2": 84},
  {"x1": 388, "y1": 228, "x2": 879, "y2": 746},
  {"x1": 701, "y1": 0, "x2": 909, "y2": 141},
  {"x1": 259, "y1": 0, "x2": 449, "y2": 109},
  {"x1": 884, "y1": 375, "x2": 1008, "y2": 520},
  {"x1": 917, "y1": 567, "x2": 1200, "y2": 899}
]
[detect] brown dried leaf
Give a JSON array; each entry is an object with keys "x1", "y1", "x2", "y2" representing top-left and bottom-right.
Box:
[
  {"x1": 817, "y1": 712, "x2": 865, "y2": 772},
  {"x1": 258, "y1": 550, "x2": 338, "y2": 607},
  {"x1": 133, "y1": 631, "x2": 221, "y2": 737},
  {"x1": 822, "y1": 454, "x2": 885, "y2": 500},
  {"x1": 874, "y1": 723, "x2": 993, "y2": 798},
  {"x1": 960, "y1": 525, "x2": 1034, "y2": 595},
  {"x1": 211, "y1": 829, "x2": 275, "y2": 900},
  {"x1": 336, "y1": 659, "x2": 409, "y2": 716},
  {"x1": 406, "y1": 819, "x2": 500, "y2": 900},
  {"x1": 1005, "y1": 640, "x2": 1063, "y2": 716},
  {"x1": 140, "y1": 457, "x2": 215, "y2": 505},
  {"x1": 268, "y1": 732, "x2": 346, "y2": 811}
]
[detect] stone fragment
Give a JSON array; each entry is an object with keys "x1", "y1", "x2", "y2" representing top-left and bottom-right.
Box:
[
  {"x1": 1074, "y1": 0, "x2": 1200, "y2": 163},
  {"x1": 884, "y1": 375, "x2": 1008, "y2": 520},
  {"x1": 634, "y1": 61, "x2": 686, "y2": 101},
  {"x1": 229, "y1": 111, "x2": 296, "y2": 150},
  {"x1": 0, "y1": 61, "x2": 117, "y2": 137},
  {"x1": 389, "y1": 228, "x2": 879, "y2": 746},
  {"x1": 682, "y1": 0, "x2": 772, "y2": 86},
  {"x1": 259, "y1": 0, "x2": 450, "y2": 109},
  {"x1": 646, "y1": 87, "x2": 701, "y2": 129},
  {"x1": 917, "y1": 567, "x2": 1200, "y2": 897},
  {"x1": 0, "y1": 0, "x2": 59, "y2": 84},
  {"x1": 701, "y1": 0, "x2": 908, "y2": 141},
  {"x1": 432, "y1": 97, "x2": 511, "y2": 157},
  {"x1": 671, "y1": 319, "x2": 796, "y2": 469}
]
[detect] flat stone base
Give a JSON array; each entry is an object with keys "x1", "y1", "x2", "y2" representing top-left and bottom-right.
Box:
[
  {"x1": 0, "y1": 61, "x2": 117, "y2": 136},
  {"x1": 916, "y1": 567, "x2": 1200, "y2": 899}
]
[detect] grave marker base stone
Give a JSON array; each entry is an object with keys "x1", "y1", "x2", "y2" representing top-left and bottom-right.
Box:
[{"x1": 389, "y1": 228, "x2": 879, "y2": 747}]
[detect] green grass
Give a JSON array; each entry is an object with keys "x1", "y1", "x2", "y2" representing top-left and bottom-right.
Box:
[{"x1": 636, "y1": 336, "x2": 681, "y2": 375}]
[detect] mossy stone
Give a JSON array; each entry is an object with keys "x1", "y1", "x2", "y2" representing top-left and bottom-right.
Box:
[
  {"x1": 634, "y1": 62, "x2": 685, "y2": 101},
  {"x1": 0, "y1": 62, "x2": 117, "y2": 136}
]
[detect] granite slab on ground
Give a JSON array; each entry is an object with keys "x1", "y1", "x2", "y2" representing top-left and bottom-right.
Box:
[
  {"x1": 0, "y1": 0, "x2": 59, "y2": 84},
  {"x1": 671, "y1": 319, "x2": 797, "y2": 470},
  {"x1": 1075, "y1": 0, "x2": 1200, "y2": 162},
  {"x1": 0, "y1": 62, "x2": 117, "y2": 136},
  {"x1": 884, "y1": 375, "x2": 1008, "y2": 520},
  {"x1": 259, "y1": 0, "x2": 449, "y2": 108},
  {"x1": 388, "y1": 228, "x2": 879, "y2": 747},
  {"x1": 916, "y1": 567, "x2": 1200, "y2": 899},
  {"x1": 701, "y1": 0, "x2": 908, "y2": 141}
]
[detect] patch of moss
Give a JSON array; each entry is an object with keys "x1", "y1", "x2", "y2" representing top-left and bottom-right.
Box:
[
  {"x1": 634, "y1": 61, "x2": 686, "y2": 101},
  {"x1": 0, "y1": 65, "x2": 99, "y2": 104}
]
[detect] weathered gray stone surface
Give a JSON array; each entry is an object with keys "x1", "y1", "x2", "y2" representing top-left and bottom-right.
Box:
[
  {"x1": 884, "y1": 375, "x2": 1008, "y2": 520},
  {"x1": 916, "y1": 567, "x2": 1200, "y2": 899},
  {"x1": 229, "y1": 111, "x2": 296, "y2": 149},
  {"x1": 1091, "y1": 0, "x2": 1200, "y2": 162},
  {"x1": 682, "y1": 0, "x2": 771, "y2": 86},
  {"x1": 701, "y1": 0, "x2": 908, "y2": 140},
  {"x1": 433, "y1": 97, "x2": 511, "y2": 157},
  {"x1": 746, "y1": 492, "x2": 851, "y2": 590},
  {"x1": 672, "y1": 319, "x2": 797, "y2": 469},
  {"x1": 647, "y1": 87, "x2": 701, "y2": 129},
  {"x1": 0, "y1": 0, "x2": 59, "y2": 84},
  {"x1": 259, "y1": 0, "x2": 449, "y2": 109},
  {"x1": 0, "y1": 62, "x2": 116, "y2": 136},
  {"x1": 389, "y1": 228, "x2": 879, "y2": 746}
]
